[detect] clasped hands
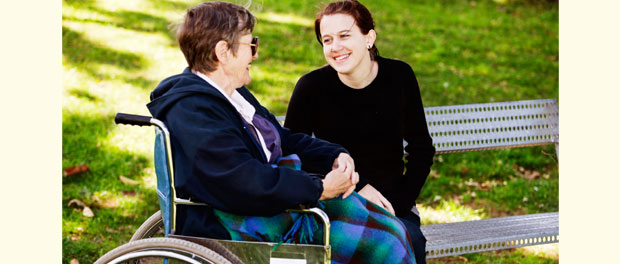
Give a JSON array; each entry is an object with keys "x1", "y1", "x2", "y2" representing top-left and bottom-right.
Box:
[
  {"x1": 319, "y1": 153, "x2": 396, "y2": 215},
  {"x1": 318, "y1": 153, "x2": 395, "y2": 215},
  {"x1": 319, "y1": 153, "x2": 359, "y2": 200}
]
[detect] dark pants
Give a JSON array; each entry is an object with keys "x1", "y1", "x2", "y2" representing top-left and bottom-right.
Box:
[{"x1": 398, "y1": 211, "x2": 426, "y2": 264}]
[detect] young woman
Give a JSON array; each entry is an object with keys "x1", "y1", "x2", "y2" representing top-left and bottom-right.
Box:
[{"x1": 285, "y1": 1, "x2": 435, "y2": 263}]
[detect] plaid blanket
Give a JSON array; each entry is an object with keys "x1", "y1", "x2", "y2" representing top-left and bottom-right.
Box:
[{"x1": 213, "y1": 155, "x2": 416, "y2": 263}]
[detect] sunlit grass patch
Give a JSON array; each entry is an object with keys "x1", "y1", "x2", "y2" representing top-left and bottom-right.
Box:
[
  {"x1": 256, "y1": 11, "x2": 314, "y2": 28},
  {"x1": 521, "y1": 243, "x2": 559, "y2": 261},
  {"x1": 141, "y1": 168, "x2": 157, "y2": 189},
  {"x1": 429, "y1": 246, "x2": 559, "y2": 264},
  {"x1": 419, "y1": 199, "x2": 487, "y2": 225}
]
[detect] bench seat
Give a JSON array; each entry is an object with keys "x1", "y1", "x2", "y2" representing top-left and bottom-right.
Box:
[{"x1": 422, "y1": 212, "x2": 558, "y2": 258}]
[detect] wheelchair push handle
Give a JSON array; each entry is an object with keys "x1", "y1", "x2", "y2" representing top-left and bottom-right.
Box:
[{"x1": 115, "y1": 113, "x2": 152, "y2": 126}]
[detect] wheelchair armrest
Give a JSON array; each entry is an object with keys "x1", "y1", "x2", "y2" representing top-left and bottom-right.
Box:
[
  {"x1": 286, "y1": 207, "x2": 330, "y2": 246},
  {"x1": 115, "y1": 113, "x2": 152, "y2": 126},
  {"x1": 174, "y1": 197, "x2": 207, "y2": 206}
]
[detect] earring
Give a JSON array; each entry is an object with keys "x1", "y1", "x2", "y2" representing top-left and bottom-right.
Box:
[{"x1": 368, "y1": 44, "x2": 372, "y2": 49}]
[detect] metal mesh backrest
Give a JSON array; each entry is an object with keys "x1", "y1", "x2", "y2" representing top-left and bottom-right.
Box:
[
  {"x1": 153, "y1": 127, "x2": 172, "y2": 236},
  {"x1": 424, "y1": 99, "x2": 558, "y2": 154}
]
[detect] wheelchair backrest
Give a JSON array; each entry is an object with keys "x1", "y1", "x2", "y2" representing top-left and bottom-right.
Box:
[{"x1": 153, "y1": 126, "x2": 173, "y2": 236}]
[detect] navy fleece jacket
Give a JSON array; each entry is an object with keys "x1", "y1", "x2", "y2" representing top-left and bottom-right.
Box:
[{"x1": 147, "y1": 68, "x2": 347, "y2": 238}]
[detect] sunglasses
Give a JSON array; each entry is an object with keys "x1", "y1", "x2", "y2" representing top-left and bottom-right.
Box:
[{"x1": 233, "y1": 37, "x2": 259, "y2": 56}]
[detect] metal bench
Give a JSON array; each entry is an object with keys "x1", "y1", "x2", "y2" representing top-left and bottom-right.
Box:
[
  {"x1": 421, "y1": 98, "x2": 559, "y2": 258},
  {"x1": 278, "y1": 98, "x2": 559, "y2": 259}
]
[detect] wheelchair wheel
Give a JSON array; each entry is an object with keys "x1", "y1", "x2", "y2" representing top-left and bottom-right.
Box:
[
  {"x1": 131, "y1": 210, "x2": 164, "y2": 241},
  {"x1": 94, "y1": 237, "x2": 235, "y2": 264}
]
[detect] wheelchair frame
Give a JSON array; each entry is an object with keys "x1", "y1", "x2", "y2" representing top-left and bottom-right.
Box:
[{"x1": 94, "y1": 113, "x2": 332, "y2": 264}]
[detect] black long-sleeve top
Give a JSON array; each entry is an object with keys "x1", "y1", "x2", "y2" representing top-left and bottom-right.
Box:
[{"x1": 284, "y1": 57, "x2": 435, "y2": 217}]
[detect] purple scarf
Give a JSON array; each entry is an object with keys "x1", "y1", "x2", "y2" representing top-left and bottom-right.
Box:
[{"x1": 245, "y1": 114, "x2": 282, "y2": 163}]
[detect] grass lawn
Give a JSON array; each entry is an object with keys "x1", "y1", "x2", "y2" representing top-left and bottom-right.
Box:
[{"x1": 62, "y1": 0, "x2": 558, "y2": 263}]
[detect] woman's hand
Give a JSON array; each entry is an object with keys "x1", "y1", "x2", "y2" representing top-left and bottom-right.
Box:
[
  {"x1": 320, "y1": 162, "x2": 358, "y2": 200},
  {"x1": 332, "y1": 152, "x2": 357, "y2": 185},
  {"x1": 358, "y1": 184, "x2": 395, "y2": 215}
]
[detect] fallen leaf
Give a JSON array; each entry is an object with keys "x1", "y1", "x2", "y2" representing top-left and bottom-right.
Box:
[
  {"x1": 67, "y1": 199, "x2": 86, "y2": 208},
  {"x1": 527, "y1": 170, "x2": 541, "y2": 180},
  {"x1": 119, "y1": 175, "x2": 139, "y2": 186},
  {"x1": 64, "y1": 165, "x2": 90, "y2": 177},
  {"x1": 83, "y1": 206, "x2": 94, "y2": 217},
  {"x1": 68, "y1": 199, "x2": 94, "y2": 217},
  {"x1": 70, "y1": 258, "x2": 79, "y2": 264},
  {"x1": 457, "y1": 256, "x2": 468, "y2": 261},
  {"x1": 464, "y1": 178, "x2": 480, "y2": 188}
]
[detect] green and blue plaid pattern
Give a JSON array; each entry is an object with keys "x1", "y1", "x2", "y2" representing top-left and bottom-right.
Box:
[{"x1": 213, "y1": 155, "x2": 416, "y2": 263}]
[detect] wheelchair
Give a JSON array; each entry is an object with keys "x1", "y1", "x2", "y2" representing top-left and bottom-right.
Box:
[{"x1": 94, "y1": 113, "x2": 332, "y2": 264}]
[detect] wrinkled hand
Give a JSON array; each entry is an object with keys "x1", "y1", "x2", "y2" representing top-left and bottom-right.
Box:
[
  {"x1": 358, "y1": 184, "x2": 395, "y2": 215},
  {"x1": 320, "y1": 160, "x2": 358, "y2": 200}
]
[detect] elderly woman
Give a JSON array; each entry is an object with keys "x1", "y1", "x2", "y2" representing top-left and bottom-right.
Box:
[
  {"x1": 148, "y1": 2, "x2": 415, "y2": 263},
  {"x1": 285, "y1": 1, "x2": 436, "y2": 263}
]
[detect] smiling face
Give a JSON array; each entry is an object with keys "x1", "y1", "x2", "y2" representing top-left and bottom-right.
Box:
[
  {"x1": 320, "y1": 14, "x2": 373, "y2": 75},
  {"x1": 225, "y1": 33, "x2": 258, "y2": 87}
]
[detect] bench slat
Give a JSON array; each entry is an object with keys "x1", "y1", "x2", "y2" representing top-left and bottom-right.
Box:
[
  {"x1": 424, "y1": 99, "x2": 558, "y2": 154},
  {"x1": 421, "y1": 212, "x2": 559, "y2": 258}
]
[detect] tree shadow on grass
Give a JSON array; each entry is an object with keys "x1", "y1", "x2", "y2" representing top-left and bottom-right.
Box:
[
  {"x1": 62, "y1": 2, "x2": 181, "y2": 90},
  {"x1": 62, "y1": 0, "x2": 192, "y2": 44},
  {"x1": 62, "y1": 26, "x2": 145, "y2": 78},
  {"x1": 62, "y1": 9, "x2": 177, "y2": 44},
  {"x1": 67, "y1": 89, "x2": 100, "y2": 103},
  {"x1": 62, "y1": 111, "x2": 159, "y2": 263},
  {"x1": 62, "y1": 25, "x2": 160, "y2": 89},
  {"x1": 62, "y1": 110, "x2": 154, "y2": 195}
]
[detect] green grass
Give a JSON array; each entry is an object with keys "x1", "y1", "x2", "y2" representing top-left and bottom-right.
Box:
[{"x1": 62, "y1": 0, "x2": 558, "y2": 263}]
